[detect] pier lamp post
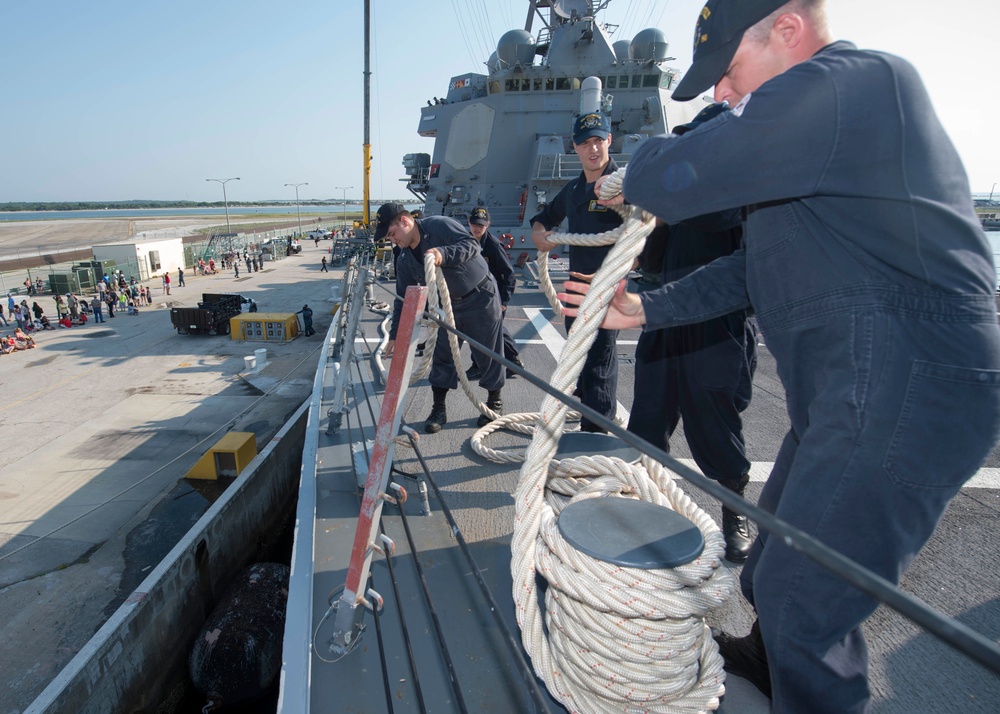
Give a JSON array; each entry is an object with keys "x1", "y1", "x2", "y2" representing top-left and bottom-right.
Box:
[
  {"x1": 991, "y1": 183, "x2": 996, "y2": 202},
  {"x1": 334, "y1": 186, "x2": 353, "y2": 231},
  {"x1": 205, "y1": 177, "x2": 241, "y2": 234},
  {"x1": 285, "y1": 182, "x2": 309, "y2": 237}
]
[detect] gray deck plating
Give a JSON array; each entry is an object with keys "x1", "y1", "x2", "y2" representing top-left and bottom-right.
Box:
[{"x1": 283, "y1": 268, "x2": 1000, "y2": 713}]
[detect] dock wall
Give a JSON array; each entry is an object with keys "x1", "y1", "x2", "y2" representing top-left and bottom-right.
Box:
[{"x1": 24, "y1": 400, "x2": 310, "y2": 714}]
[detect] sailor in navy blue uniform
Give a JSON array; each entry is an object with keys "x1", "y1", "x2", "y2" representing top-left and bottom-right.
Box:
[
  {"x1": 560, "y1": 1, "x2": 1000, "y2": 710},
  {"x1": 531, "y1": 111, "x2": 622, "y2": 432},
  {"x1": 466, "y1": 207, "x2": 523, "y2": 379},
  {"x1": 378, "y1": 202, "x2": 505, "y2": 433},
  {"x1": 629, "y1": 104, "x2": 758, "y2": 566}
]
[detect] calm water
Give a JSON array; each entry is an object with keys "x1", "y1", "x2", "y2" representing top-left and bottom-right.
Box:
[{"x1": 0, "y1": 204, "x2": 387, "y2": 222}]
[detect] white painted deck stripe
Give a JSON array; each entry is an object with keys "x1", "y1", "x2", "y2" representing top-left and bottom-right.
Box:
[{"x1": 524, "y1": 307, "x2": 631, "y2": 422}]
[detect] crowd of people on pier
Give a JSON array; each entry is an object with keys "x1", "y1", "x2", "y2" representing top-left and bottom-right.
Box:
[{"x1": 0, "y1": 269, "x2": 154, "y2": 352}]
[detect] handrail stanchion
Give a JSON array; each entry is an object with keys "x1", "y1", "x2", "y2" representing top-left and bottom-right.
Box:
[
  {"x1": 326, "y1": 265, "x2": 369, "y2": 435},
  {"x1": 328, "y1": 285, "x2": 428, "y2": 654}
]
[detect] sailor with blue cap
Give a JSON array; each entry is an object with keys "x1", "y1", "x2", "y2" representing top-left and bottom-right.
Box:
[
  {"x1": 377, "y1": 202, "x2": 505, "y2": 433},
  {"x1": 530, "y1": 110, "x2": 622, "y2": 432},
  {"x1": 465, "y1": 206, "x2": 523, "y2": 379}
]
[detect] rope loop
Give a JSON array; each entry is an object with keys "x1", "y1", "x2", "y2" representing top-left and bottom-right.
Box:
[{"x1": 506, "y1": 185, "x2": 734, "y2": 712}]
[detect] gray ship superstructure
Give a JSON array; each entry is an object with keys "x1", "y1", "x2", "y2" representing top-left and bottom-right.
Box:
[{"x1": 402, "y1": 0, "x2": 701, "y2": 238}]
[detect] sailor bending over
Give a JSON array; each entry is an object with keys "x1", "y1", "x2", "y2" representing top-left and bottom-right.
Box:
[{"x1": 378, "y1": 202, "x2": 505, "y2": 433}]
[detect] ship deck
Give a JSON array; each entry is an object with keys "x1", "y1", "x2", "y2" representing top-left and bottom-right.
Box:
[{"x1": 282, "y1": 261, "x2": 1000, "y2": 713}]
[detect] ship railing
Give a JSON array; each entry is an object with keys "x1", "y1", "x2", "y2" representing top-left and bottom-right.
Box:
[
  {"x1": 534, "y1": 153, "x2": 583, "y2": 181},
  {"x1": 533, "y1": 151, "x2": 634, "y2": 183}
]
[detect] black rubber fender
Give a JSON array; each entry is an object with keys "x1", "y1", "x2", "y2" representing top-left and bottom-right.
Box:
[{"x1": 188, "y1": 562, "x2": 290, "y2": 707}]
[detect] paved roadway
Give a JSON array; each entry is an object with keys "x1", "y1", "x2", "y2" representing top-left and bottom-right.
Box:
[{"x1": 0, "y1": 243, "x2": 338, "y2": 713}]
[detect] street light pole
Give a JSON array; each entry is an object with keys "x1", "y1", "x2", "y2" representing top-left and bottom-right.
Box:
[
  {"x1": 206, "y1": 177, "x2": 241, "y2": 234},
  {"x1": 285, "y1": 182, "x2": 308, "y2": 236},
  {"x1": 334, "y1": 186, "x2": 353, "y2": 232},
  {"x1": 991, "y1": 183, "x2": 997, "y2": 202}
]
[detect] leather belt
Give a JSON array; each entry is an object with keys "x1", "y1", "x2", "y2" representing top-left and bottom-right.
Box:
[{"x1": 453, "y1": 274, "x2": 491, "y2": 302}]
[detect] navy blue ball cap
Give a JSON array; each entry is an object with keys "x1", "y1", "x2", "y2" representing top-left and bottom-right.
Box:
[
  {"x1": 672, "y1": 0, "x2": 789, "y2": 102},
  {"x1": 572, "y1": 112, "x2": 611, "y2": 144},
  {"x1": 374, "y1": 202, "x2": 408, "y2": 240},
  {"x1": 469, "y1": 207, "x2": 490, "y2": 225}
]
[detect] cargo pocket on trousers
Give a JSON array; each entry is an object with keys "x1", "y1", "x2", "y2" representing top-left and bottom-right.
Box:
[{"x1": 884, "y1": 360, "x2": 1000, "y2": 490}]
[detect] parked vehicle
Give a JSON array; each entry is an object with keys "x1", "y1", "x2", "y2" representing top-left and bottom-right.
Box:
[{"x1": 170, "y1": 293, "x2": 244, "y2": 335}]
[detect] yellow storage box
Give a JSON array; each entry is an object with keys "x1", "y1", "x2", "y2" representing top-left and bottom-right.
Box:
[
  {"x1": 185, "y1": 431, "x2": 258, "y2": 480},
  {"x1": 231, "y1": 313, "x2": 299, "y2": 341}
]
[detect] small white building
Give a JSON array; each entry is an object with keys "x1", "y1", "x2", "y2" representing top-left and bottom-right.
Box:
[{"x1": 93, "y1": 238, "x2": 186, "y2": 282}]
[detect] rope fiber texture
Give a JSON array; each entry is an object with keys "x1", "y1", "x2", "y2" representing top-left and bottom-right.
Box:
[{"x1": 507, "y1": 169, "x2": 736, "y2": 712}]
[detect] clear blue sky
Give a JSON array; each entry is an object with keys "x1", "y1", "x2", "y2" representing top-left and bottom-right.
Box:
[{"x1": 2, "y1": 0, "x2": 997, "y2": 203}]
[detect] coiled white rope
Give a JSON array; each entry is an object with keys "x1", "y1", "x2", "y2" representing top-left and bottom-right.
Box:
[{"x1": 506, "y1": 169, "x2": 735, "y2": 712}]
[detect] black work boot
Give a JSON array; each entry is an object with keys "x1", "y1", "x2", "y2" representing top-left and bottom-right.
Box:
[
  {"x1": 425, "y1": 387, "x2": 448, "y2": 434},
  {"x1": 477, "y1": 389, "x2": 503, "y2": 427},
  {"x1": 715, "y1": 620, "x2": 771, "y2": 699},
  {"x1": 720, "y1": 474, "x2": 752, "y2": 564}
]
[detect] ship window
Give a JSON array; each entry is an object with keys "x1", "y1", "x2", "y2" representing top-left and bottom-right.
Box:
[
  {"x1": 545, "y1": 78, "x2": 555, "y2": 90},
  {"x1": 643, "y1": 74, "x2": 659, "y2": 88},
  {"x1": 571, "y1": 78, "x2": 581, "y2": 90},
  {"x1": 505, "y1": 78, "x2": 528, "y2": 92},
  {"x1": 631, "y1": 75, "x2": 643, "y2": 88},
  {"x1": 605, "y1": 76, "x2": 617, "y2": 89},
  {"x1": 533, "y1": 78, "x2": 544, "y2": 91},
  {"x1": 489, "y1": 81, "x2": 501, "y2": 94},
  {"x1": 660, "y1": 74, "x2": 673, "y2": 89},
  {"x1": 619, "y1": 74, "x2": 629, "y2": 87},
  {"x1": 555, "y1": 77, "x2": 572, "y2": 90}
]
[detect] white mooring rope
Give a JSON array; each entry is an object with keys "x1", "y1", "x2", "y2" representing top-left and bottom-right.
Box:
[
  {"x1": 404, "y1": 170, "x2": 735, "y2": 711},
  {"x1": 515, "y1": 170, "x2": 734, "y2": 712}
]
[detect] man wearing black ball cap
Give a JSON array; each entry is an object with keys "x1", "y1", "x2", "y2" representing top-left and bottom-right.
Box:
[
  {"x1": 559, "y1": 0, "x2": 1000, "y2": 710},
  {"x1": 466, "y1": 206, "x2": 523, "y2": 379},
  {"x1": 377, "y1": 202, "x2": 505, "y2": 433}
]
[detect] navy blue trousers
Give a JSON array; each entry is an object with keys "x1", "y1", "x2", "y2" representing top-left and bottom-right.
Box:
[
  {"x1": 501, "y1": 322, "x2": 519, "y2": 360},
  {"x1": 744, "y1": 304, "x2": 1000, "y2": 713},
  {"x1": 430, "y1": 280, "x2": 505, "y2": 391},
  {"x1": 628, "y1": 311, "x2": 756, "y2": 482},
  {"x1": 564, "y1": 316, "x2": 618, "y2": 432}
]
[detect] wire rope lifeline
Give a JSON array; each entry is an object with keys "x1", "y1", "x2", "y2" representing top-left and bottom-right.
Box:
[{"x1": 508, "y1": 172, "x2": 737, "y2": 713}]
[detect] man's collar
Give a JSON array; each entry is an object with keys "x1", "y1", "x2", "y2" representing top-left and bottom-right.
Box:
[{"x1": 579, "y1": 157, "x2": 619, "y2": 186}]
